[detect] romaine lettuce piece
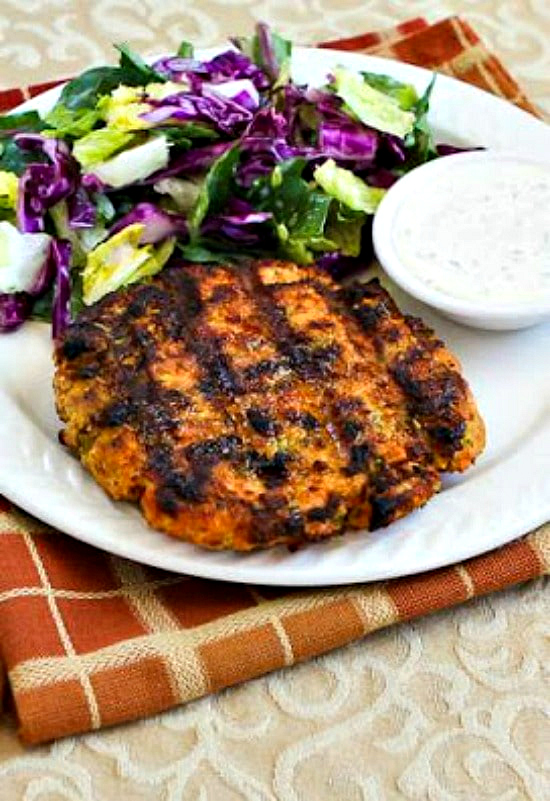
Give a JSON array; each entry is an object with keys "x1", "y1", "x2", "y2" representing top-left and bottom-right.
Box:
[
  {"x1": 404, "y1": 76, "x2": 438, "y2": 166},
  {"x1": 360, "y1": 72, "x2": 418, "y2": 110},
  {"x1": 0, "y1": 221, "x2": 51, "y2": 294},
  {"x1": 314, "y1": 159, "x2": 385, "y2": 214},
  {"x1": 0, "y1": 171, "x2": 18, "y2": 218},
  {"x1": 82, "y1": 222, "x2": 175, "y2": 304},
  {"x1": 189, "y1": 145, "x2": 241, "y2": 234},
  {"x1": 153, "y1": 177, "x2": 201, "y2": 213},
  {"x1": 98, "y1": 82, "x2": 185, "y2": 131},
  {"x1": 146, "y1": 81, "x2": 189, "y2": 100},
  {"x1": 97, "y1": 85, "x2": 152, "y2": 131},
  {"x1": 87, "y1": 136, "x2": 170, "y2": 188},
  {"x1": 72, "y1": 129, "x2": 136, "y2": 169},
  {"x1": 332, "y1": 67, "x2": 415, "y2": 139},
  {"x1": 324, "y1": 203, "x2": 365, "y2": 257},
  {"x1": 43, "y1": 103, "x2": 102, "y2": 138},
  {"x1": 50, "y1": 199, "x2": 109, "y2": 266}
]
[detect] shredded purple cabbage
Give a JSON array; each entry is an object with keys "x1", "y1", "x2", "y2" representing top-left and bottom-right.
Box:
[
  {"x1": 142, "y1": 90, "x2": 253, "y2": 135},
  {"x1": 15, "y1": 134, "x2": 79, "y2": 233},
  {"x1": 318, "y1": 121, "x2": 378, "y2": 162},
  {"x1": 152, "y1": 49, "x2": 269, "y2": 91},
  {"x1": 201, "y1": 81, "x2": 259, "y2": 112},
  {"x1": 0, "y1": 293, "x2": 32, "y2": 332},
  {"x1": 109, "y1": 202, "x2": 188, "y2": 243},
  {"x1": 152, "y1": 56, "x2": 205, "y2": 80},
  {"x1": 235, "y1": 109, "x2": 316, "y2": 185},
  {"x1": 228, "y1": 88, "x2": 258, "y2": 112},
  {"x1": 315, "y1": 252, "x2": 362, "y2": 279},
  {"x1": 28, "y1": 241, "x2": 55, "y2": 296},
  {"x1": 244, "y1": 107, "x2": 288, "y2": 139},
  {"x1": 202, "y1": 198, "x2": 272, "y2": 245},
  {"x1": 201, "y1": 50, "x2": 269, "y2": 90},
  {"x1": 67, "y1": 188, "x2": 96, "y2": 228},
  {"x1": 362, "y1": 168, "x2": 399, "y2": 189},
  {"x1": 81, "y1": 173, "x2": 106, "y2": 193},
  {"x1": 236, "y1": 137, "x2": 310, "y2": 187},
  {"x1": 51, "y1": 239, "x2": 72, "y2": 339},
  {"x1": 145, "y1": 141, "x2": 233, "y2": 182}
]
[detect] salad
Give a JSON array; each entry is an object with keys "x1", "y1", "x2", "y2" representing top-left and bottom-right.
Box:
[{"x1": 0, "y1": 23, "x2": 462, "y2": 337}]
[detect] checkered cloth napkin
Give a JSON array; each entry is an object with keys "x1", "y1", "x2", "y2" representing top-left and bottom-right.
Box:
[{"x1": 0, "y1": 17, "x2": 548, "y2": 745}]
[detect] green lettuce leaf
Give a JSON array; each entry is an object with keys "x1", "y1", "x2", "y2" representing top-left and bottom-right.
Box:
[
  {"x1": 0, "y1": 110, "x2": 44, "y2": 134},
  {"x1": 189, "y1": 145, "x2": 241, "y2": 234},
  {"x1": 153, "y1": 177, "x2": 202, "y2": 214},
  {"x1": 58, "y1": 67, "x2": 127, "y2": 111},
  {"x1": 0, "y1": 112, "x2": 46, "y2": 174},
  {"x1": 98, "y1": 82, "x2": 191, "y2": 132},
  {"x1": 87, "y1": 136, "x2": 170, "y2": 187},
  {"x1": 360, "y1": 72, "x2": 418, "y2": 110},
  {"x1": 57, "y1": 44, "x2": 165, "y2": 113},
  {"x1": 0, "y1": 141, "x2": 37, "y2": 175},
  {"x1": 49, "y1": 200, "x2": 109, "y2": 267},
  {"x1": 156, "y1": 124, "x2": 219, "y2": 146},
  {"x1": 404, "y1": 76, "x2": 437, "y2": 166},
  {"x1": 49, "y1": 202, "x2": 86, "y2": 266},
  {"x1": 177, "y1": 40, "x2": 194, "y2": 58},
  {"x1": 97, "y1": 85, "x2": 151, "y2": 131},
  {"x1": 177, "y1": 242, "x2": 248, "y2": 264},
  {"x1": 314, "y1": 159, "x2": 385, "y2": 214},
  {"x1": 324, "y1": 203, "x2": 365, "y2": 257},
  {"x1": 251, "y1": 159, "x2": 332, "y2": 264},
  {"x1": 0, "y1": 221, "x2": 51, "y2": 293},
  {"x1": 30, "y1": 267, "x2": 85, "y2": 322},
  {"x1": 82, "y1": 222, "x2": 175, "y2": 305},
  {"x1": 0, "y1": 170, "x2": 18, "y2": 222},
  {"x1": 115, "y1": 43, "x2": 167, "y2": 86},
  {"x1": 72, "y1": 128, "x2": 137, "y2": 169},
  {"x1": 43, "y1": 103, "x2": 102, "y2": 138},
  {"x1": 332, "y1": 66, "x2": 415, "y2": 139}
]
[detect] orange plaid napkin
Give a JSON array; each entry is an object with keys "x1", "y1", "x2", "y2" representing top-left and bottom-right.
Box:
[{"x1": 0, "y1": 17, "x2": 548, "y2": 745}]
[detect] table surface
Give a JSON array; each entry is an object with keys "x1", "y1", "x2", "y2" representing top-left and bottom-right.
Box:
[{"x1": 0, "y1": 2, "x2": 548, "y2": 799}]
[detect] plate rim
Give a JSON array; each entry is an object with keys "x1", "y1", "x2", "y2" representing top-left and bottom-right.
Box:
[{"x1": 1, "y1": 46, "x2": 549, "y2": 586}]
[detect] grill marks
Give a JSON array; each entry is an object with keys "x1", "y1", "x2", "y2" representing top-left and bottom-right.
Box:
[
  {"x1": 269, "y1": 273, "x2": 441, "y2": 524},
  {"x1": 246, "y1": 408, "x2": 278, "y2": 436},
  {"x1": 341, "y1": 280, "x2": 481, "y2": 471},
  {"x1": 143, "y1": 273, "x2": 246, "y2": 517},
  {"x1": 54, "y1": 259, "x2": 485, "y2": 550},
  {"x1": 188, "y1": 261, "x2": 354, "y2": 541}
]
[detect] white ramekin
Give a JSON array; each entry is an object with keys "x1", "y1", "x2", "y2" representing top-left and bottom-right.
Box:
[{"x1": 372, "y1": 151, "x2": 550, "y2": 331}]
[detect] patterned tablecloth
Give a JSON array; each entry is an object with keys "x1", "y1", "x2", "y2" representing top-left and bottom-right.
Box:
[{"x1": 0, "y1": 2, "x2": 548, "y2": 799}]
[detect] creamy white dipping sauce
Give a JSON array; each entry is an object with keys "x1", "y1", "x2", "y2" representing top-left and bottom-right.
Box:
[{"x1": 393, "y1": 158, "x2": 550, "y2": 305}]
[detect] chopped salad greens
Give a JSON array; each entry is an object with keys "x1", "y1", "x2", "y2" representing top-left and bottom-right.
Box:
[{"x1": 0, "y1": 22, "x2": 465, "y2": 336}]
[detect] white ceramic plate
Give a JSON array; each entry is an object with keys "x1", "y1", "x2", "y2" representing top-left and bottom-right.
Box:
[{"x1": 1, "y1": 47, "x2": 549, "y2": 586}]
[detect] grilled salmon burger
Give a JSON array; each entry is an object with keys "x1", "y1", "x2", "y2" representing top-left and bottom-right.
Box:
[{"x1": 54, "y1": 259, "x2": 485, "y2": 550}]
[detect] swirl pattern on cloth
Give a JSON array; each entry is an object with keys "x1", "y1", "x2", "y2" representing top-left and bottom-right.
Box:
[
  {"x1": 0, "y1": 578, "x2": 548, "y2": 800},
  {"x1": 0, "y1": 0, "x2": 548, "y2": 114}
]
